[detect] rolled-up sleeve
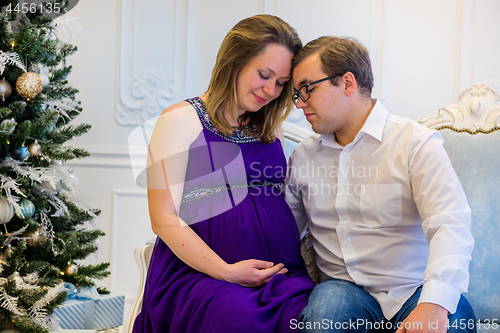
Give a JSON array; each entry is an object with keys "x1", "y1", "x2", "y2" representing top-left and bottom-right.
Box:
[{"x1": 408, "y1": 130, "x2": 474, "y2": 314}]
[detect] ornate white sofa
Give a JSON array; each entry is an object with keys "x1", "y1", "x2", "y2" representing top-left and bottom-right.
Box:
[{"x1": 124, "y1": 84, "x2": 500, "y2": 333}]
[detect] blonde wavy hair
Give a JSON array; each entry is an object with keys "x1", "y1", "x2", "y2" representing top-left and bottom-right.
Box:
[{"x1": 205, "y1": 14, "x2": 302, "y2": 143}]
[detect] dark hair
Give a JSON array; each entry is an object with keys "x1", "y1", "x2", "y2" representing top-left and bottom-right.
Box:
[
  {"x1": 206, "y1": 14, "x2": 302, "y2": 143},
  {"x1": 293, "y1": 36, "x2": 373, "y2": 97}
]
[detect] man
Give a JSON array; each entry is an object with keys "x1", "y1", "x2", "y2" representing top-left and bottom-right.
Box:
[{"x1": 285, "y1": 36, "x2": 476, "y2": 333}]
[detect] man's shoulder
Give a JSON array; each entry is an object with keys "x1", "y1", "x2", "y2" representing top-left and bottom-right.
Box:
[
  {"x1": 384, "y1": 114, "x2": 442, "y2": 150},
  {"x1": 386, "y1": 114, "x2": 434, "y2": 137}
]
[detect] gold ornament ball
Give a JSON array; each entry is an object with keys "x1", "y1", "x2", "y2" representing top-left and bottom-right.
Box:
[
  {"x1": 0, "y1": 254, "x2": 6, "y2": 265},
  {"x1": 0, "y1": 79, "x2": 12, "y2": 101},
  {"x1": 28, "y1": 140, "x2": 41, "y2": 156},
  {"x1": 24, "y1": 228, "x2": 47, "y2": 247},
  {"x1": 16, "y1": 72, "x2": 43, "y2": 99},
  {"x1": 65, "y1": 263, "x2": 78, "y2": 275},
  {"x1": 3, "y1": 245, "x2": 13, "y2": 257}
]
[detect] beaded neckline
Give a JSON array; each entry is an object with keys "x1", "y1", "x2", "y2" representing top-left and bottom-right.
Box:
[{"x1": 186, "y1": 97, "x2": 259, "y2": 143}]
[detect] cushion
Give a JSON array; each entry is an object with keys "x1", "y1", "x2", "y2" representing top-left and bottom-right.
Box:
[{"x1": 439, "y1": 129, "x2": 500, "y2": 321}]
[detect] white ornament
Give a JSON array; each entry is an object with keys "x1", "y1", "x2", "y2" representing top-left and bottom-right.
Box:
[
  {"x1": 46, "y1": 97, "x2": 80, "y2": 121},
  {"x1": 60, "y1": 170, "x2": 79, "y2": 192},
  {"x1": 0, "y1": 51, "x2": 26, "y2": 75},
  {"x1": 41, "y1": 165, "x2": 64, "y2": 192},
  {"x1": 1, "y1": 118, "x2": 16, "y2": 134},
  {"x1": 8, "y1": 272, "x2": 23, "y2": 285},
  {"x1": 41, "y1": 180, "x2": 62, "y2": 192},
  {"x1": 0, "y1": 196, "x2": 14, "y2": 224},
  {"x1": 39, "y1": 73, "x2": 50, "y2": 87},
  {"x1": 51, "y1": 15, "x2": 87, "y2": 42}
]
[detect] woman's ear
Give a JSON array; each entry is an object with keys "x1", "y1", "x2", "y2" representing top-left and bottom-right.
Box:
[{"x1": 342, "y1": 72, "x2": 356, "y2": 97}]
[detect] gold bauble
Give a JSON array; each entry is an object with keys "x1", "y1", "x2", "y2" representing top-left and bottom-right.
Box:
[
  {"x1": 24, "y1": 228, "x2": 47, "y2": 246},
  {"x1": 3, "y1": 245, "x2": 13, "y2": 257},
  {"x1": 28, "y1": 140, "x2": 42, "y2": 156},
  {"x1": 65, "y1": 263, "x2": 78, "y2": 275},
  {"x1": 16, "y1": 72, "x2": 43, "y2": 99}
]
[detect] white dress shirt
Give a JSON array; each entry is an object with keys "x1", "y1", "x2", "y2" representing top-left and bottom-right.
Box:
[{"x1": 285, "y1": 100, "x2": 474, "y2": 319}]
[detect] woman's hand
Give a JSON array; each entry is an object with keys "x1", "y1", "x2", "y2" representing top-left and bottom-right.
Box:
[{"x1": 222, "y1": 260, "x2": 288, "y2": 287}]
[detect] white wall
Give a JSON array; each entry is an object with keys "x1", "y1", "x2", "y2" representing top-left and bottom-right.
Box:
[{"x1": 61, "y1": 0, "x2": 500, "y2": 317}]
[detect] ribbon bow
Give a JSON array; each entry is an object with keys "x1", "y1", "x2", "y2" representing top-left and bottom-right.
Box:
[{"x1": 63, "y1": 282, "x2": 100, "y2": 301}]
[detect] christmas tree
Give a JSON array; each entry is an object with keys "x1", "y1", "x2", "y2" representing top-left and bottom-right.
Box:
[{"x1": 0, "y1": 1, "x2": 110, "y2": 332}]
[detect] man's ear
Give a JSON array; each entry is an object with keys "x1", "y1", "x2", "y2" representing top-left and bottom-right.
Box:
[{"x1": 342, "y1": 72, "x2": 356, "y2": 97}]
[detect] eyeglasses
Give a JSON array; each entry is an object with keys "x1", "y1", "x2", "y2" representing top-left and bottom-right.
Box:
[{"x1": 292, "y1": 74, "x2": 342, "y2": 105}]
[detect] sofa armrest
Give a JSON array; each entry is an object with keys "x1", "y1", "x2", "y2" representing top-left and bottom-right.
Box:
[{"x1": 123, "y1": 243, "x2": 154, "y2": 333}]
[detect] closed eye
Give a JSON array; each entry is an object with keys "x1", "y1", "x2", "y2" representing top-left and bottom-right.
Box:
[{"x1": 258, "y1": 71, "x2": 269, "y2": 80}]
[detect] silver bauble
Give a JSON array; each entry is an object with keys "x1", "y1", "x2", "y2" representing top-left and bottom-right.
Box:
[
  {"x1": 0, "y1": 80, "x2": 12, "y2": 101},
  {"x1": 61, "y1": 172, "x2": 79, "y2": 191},
  {"x1": 65, "y1": 264, "x2": 78, "y2": 275},
  {"x1": 0, "y1": 118, "x2": 16, "y2": 134},
  {"x1": 0, "y1": 196, "x2": 14, "y2": 224}
]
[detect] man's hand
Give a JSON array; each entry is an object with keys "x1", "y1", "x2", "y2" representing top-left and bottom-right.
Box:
[
  {"x1": 396, "y1": 303, "x2": 449, "y2": 333},
  {"x1": 222, "y1": 259, "x2": 288, "y2": 288}
]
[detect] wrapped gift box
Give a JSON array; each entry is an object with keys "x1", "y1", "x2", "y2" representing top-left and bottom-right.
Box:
[
  {"x1": 50, "y1": 329, "x2": 119, "y2": 333},
  {"x1": 50, "y1": 330, "x2": 97, "y2": 333},
  {"x1": 52, "y1": 290, "x2": 125, "y2": 330}
]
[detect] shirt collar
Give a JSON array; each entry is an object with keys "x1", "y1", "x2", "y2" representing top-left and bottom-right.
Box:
[
  {"x1": 357, "y1": 99, "x2": 387, "y2": 142},
  {"x1": 315, "y1": 99, "x2": 388, "y2": 151}
]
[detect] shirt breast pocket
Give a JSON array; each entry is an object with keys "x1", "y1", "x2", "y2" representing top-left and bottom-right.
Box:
[{"x1": 359, "y1": 184, "x2": 402, "y2": 228}]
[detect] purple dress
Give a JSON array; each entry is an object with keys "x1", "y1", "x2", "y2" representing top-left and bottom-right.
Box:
[{"x1": 133, "y1": 97, "x2": 313, "y2": 333}]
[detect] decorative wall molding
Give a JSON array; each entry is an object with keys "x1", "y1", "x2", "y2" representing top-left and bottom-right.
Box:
[
  {"x1": 454, "y1": 0, "x2": 476, "y2": 101},
  {"x1": 369, "y1": 0, "x2": 386, "y2": 101},
  {"x1": 261, "y1": 0, "x2": 277, "y2": 14},
  {"x1": 184, "y1": 0, "x2": 196, "y2": 98},
  {"x1": 115, "y1": 0, "x2": 187, "y2": 126},
  {"x1": 64, "y1": 145, "x2": 135, "y2": 168},
  {"x1": 110, "y1": 188, "x2": 149, "y2": 293}
]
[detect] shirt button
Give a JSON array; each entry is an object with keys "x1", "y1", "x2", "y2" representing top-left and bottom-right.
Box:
[{"x1": 342, "y1": 242, "x2": 347, "y2": 248}]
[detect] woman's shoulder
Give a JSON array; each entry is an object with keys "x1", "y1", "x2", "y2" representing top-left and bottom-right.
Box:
[
  {"x1": 161, "y1": 100, "x2": 194, "y2": 115},
  {"x1": 150, "y1": 99, "x2": 203, "y2": 150}
]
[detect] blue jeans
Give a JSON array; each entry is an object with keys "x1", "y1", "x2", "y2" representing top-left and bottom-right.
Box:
[{"x1": 299, "y1": 278, "x2": 476, "y2": 333}]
